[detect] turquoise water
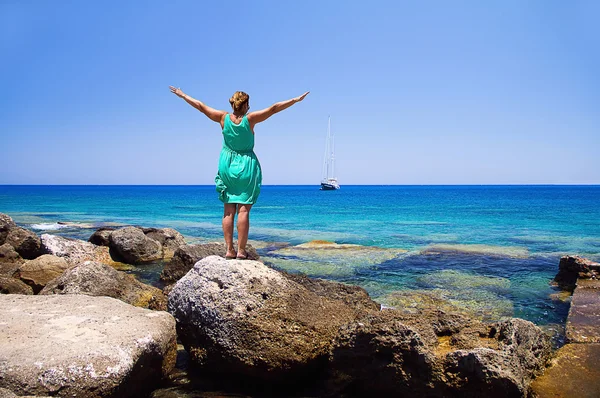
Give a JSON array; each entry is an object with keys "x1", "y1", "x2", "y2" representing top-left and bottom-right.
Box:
[{"x1": 2, "y1": 185, "x2": 599, "y2": 328}]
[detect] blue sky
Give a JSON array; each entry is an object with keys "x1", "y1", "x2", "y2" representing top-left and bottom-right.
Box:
[{"x1": 1, "y1": 0, "x2": 598, "y2": 185}]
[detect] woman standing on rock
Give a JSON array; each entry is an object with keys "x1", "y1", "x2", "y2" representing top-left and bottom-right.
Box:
[{"x1": 169, "y1": 87, "x2": 309, "y2": 259}]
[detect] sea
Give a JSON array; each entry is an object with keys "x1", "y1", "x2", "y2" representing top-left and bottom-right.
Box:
[{"x1": 2, "y1": 185, "x2": 599, "y2": 337}]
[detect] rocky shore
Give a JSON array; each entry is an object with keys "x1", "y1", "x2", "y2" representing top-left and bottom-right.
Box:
[{"x1": 0, "y1": 212, "x2": 597, "y2": 397}]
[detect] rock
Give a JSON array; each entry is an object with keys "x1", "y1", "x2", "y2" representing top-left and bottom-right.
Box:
[
  {"x1": 283, "y1": 271, "x2": 380, "y2": 315},
  {"x1": 88, "y1": 227, "x2": 116, "y2": 246},
  {"x1": 40, "y1": 261, "x2": 167, "y2": 311},
  {"x1": 329, "y1": 309, "x2": 445, "y2": 397},
  {"x1": 14, "y1": 255, "x2": 70, "y2": 294},
  {"x1": 554, "y1": 255, "x2": 600, "y2": 291},
  {"x1": 167, "y1": 255, "x2": 359, "y2": 384},
  {"x1": 109, "y1": 226, "x2": 162, "y2": 264},
  {"x1": 4, "y1": 228, "x2": 41, "y2": 260},
  {"x1": 0, "y1": 244, "x2": 22, "y2": 264},
  {"x1": 0, "y1": 213, "x2": 17, "y2": 245},
  {"x1": 160, "y1": 243, "x2": 259, "y2": 284},
  {"x1": 0, "y1": 276, "x2": 33, "y2": 295},
  {"x1": 41, "y1": 234, "x2": 122, "y2": 268},
  {"x1": 0, "y1": 294, "x2": 177, "y2": 397},
  {"x1": 443, "y1": 318, "x2": 551, "y2": 397},
  {"x1": 142, "y1": 228, "x2": 186, "y2": 260},
  {"x1": 329, "y1": 310, "x2": 550, "y2": 397}
]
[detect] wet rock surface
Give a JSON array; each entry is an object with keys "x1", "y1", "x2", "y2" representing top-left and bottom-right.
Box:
[{"x1": 0, "y1": 294, "x2": 177, "y2": 398}]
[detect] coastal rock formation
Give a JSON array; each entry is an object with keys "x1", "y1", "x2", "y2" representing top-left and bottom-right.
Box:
[
  {"x1": 88, "y1": 227, "x2": 116, "y2": 246},
  {"x1": 554, "y1": 255, "x2": 600, "y2": 291},
  {"x1": 41, "y1": 234, "x2": 120, "y2": 267},
  {"x1": 40, "y1": 261, "x2": 167, "y2": 311},
  {"x1": 0, "y1": 213, "x2": 17, "y2": 245},
  {"x1": 0, "y1": 244, "x2": 23, "y2": 265},
  {"x1": 0, "y1": 294, "x2": 177, "y2": 397},
  {"x1": 4, "y1": 228, "x2": 41, "y2": 260},
  {"x1": 141, "y1": 227, "x2": 186, "y2": 260},
  {"x1": 14, "y1": 255, "x2": 70, "y2": 294},
  {"x1": 329, "y1": 311, "x2": 551, "y2": 397},
  {"x1": 0, "y1": 276, "x2": 33, "y2": 295},
  {"x1": 109, "y1": 226, "x2": 162, "y2": 264},
  {"x1": 167, "y1": 255, "x2": 362, "y2": 383},
  {"x1": 160, "y1": 243, "x2": 259, "y2": 284},
  {"x1": 283, "y1": 271, "x2": 380, "y2": 315}
]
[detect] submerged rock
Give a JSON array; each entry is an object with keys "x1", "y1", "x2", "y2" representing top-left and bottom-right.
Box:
[
  {"x1": 167, "y1": 255, "x2": 363, "y2": 385},
  {"x1": 0, "y1": 294, "x2": 177, "y2": 397},
  {"x1": 40, "y1": 261, "x2": 167, "y2": 311},
  {"x1": 160, "y1": 243, "x2": 259, "y2": 284},
  {"x1": 14, "y1": 255, "x2": 70, "y2": 294},
  {"x1": 109, "y1": 226, "x2": 162, "y2": 264}
]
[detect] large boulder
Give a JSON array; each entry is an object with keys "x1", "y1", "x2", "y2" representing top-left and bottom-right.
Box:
[
  {"x1": 0, "y1": 294, "x2": 177, "y2": 397},
  {"x1": 141, "y1": 228, "x2": 186, "y2": 260},
  {"x1": 0, "y1": 276, "x2": 33, "y2": 295},
  {"x1": 40, "y1": 261, "x2": 167, "y2": 311},
  {"x1": 329, "y1": 309, "x2": 551, "y2": 397},
  {"x1": 14, "y1": 255, "x2": 70, "y2": 294},
  {"x1": 109, "y1": 227, "x2": 162, "y2": 264},
  {"x1": 41, "y1": 234, "x2": 121, "y2": 267},
  {"x1": 4, "y1": 228, "x2": 41, "y2": 260},
  {"x1": 0, "y1": 213, "x2": 17, "y2": 245},
  {"x1": 167, "y1": 255, "x2": 362, "y2": 384},
  {"x1": 160, "y1": 243, "x2": 259, "y2": 284},
  {"x1": 88, "y1": 227, "x2": 116, "y2": 246}
]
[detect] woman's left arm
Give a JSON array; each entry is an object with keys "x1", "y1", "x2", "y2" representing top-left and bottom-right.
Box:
[{"x1": 169, "y1": 86, "x2": 226, "y2": 124}]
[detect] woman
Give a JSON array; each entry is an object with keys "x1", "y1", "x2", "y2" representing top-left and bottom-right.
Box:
[{"x1": 169, "y1": 86, "x2": 309, "y2": 259}]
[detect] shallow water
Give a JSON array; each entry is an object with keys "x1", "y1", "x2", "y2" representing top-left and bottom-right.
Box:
[{"x1": 1, "y1": 185, "x2": 598, "y2": 327}]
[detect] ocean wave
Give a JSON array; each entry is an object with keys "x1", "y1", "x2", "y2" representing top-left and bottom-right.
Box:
[{"x1": 29, "y1": 223, "x2": 68, "y2": 231}]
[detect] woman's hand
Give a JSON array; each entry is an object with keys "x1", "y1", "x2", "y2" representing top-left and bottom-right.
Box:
[
  {"x1": 294, "y1": 91, "x2": 310, "y2": 103},
  {"x1": 169, "y1": 86, "x2": 185, "y2": 98}
]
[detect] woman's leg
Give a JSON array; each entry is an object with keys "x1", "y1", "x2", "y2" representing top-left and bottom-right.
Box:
[
  {"x1": 236, "y1": 204, "x2": 252, "y2": 258},
  {"x1": 222, "y1": 203, "x2": 237, "y2": 258}
]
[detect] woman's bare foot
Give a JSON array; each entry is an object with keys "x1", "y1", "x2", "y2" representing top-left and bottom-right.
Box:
[
  {"x1": 236, "y1": 249, "x2": 248, "y2": 260},
  {"x1": 225, "y1": 248, "x2": 236, "y2": 259}
]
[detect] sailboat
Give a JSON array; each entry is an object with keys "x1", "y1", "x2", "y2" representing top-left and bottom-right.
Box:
[{"x1": 320, "y1": 116, "x2": 340, "y2": 190}]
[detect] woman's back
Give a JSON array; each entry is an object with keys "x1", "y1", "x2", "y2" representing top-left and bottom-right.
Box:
[{"x1": 222, "y1": 114, "x2": 254, "y2": 153}]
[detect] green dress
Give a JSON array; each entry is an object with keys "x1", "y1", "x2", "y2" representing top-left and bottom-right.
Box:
[{"x1": 215, "y1": 114, "x2": 262, "y2": 204}]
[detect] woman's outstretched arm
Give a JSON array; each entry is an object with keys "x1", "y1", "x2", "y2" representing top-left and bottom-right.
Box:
[
  {"x1": 247, "y1": 91, "x2": 309, "y2": 127},
  {"x1": 169, "y1": 86, "x2": 226, "y2": 124}
]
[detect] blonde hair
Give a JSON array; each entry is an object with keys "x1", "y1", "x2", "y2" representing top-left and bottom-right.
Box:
[{"x1": 229, "y1": 91, "x2": 249, "y2": 112}]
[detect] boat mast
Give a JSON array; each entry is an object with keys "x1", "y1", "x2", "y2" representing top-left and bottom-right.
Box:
[
  {"x1": 323, "y1": 116, "x2": 331, "y2": 181},
  {"x1": 330, "y1": 117, "x2": 335, "y2": 180}
]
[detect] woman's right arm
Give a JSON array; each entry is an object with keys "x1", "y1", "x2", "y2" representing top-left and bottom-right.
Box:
[
  {"x1": 247, "y1": 91, "x2": 309, "y2": 126},
  {"x1": 169, "y1": 86, "x2": 226, "y2": 124}
]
